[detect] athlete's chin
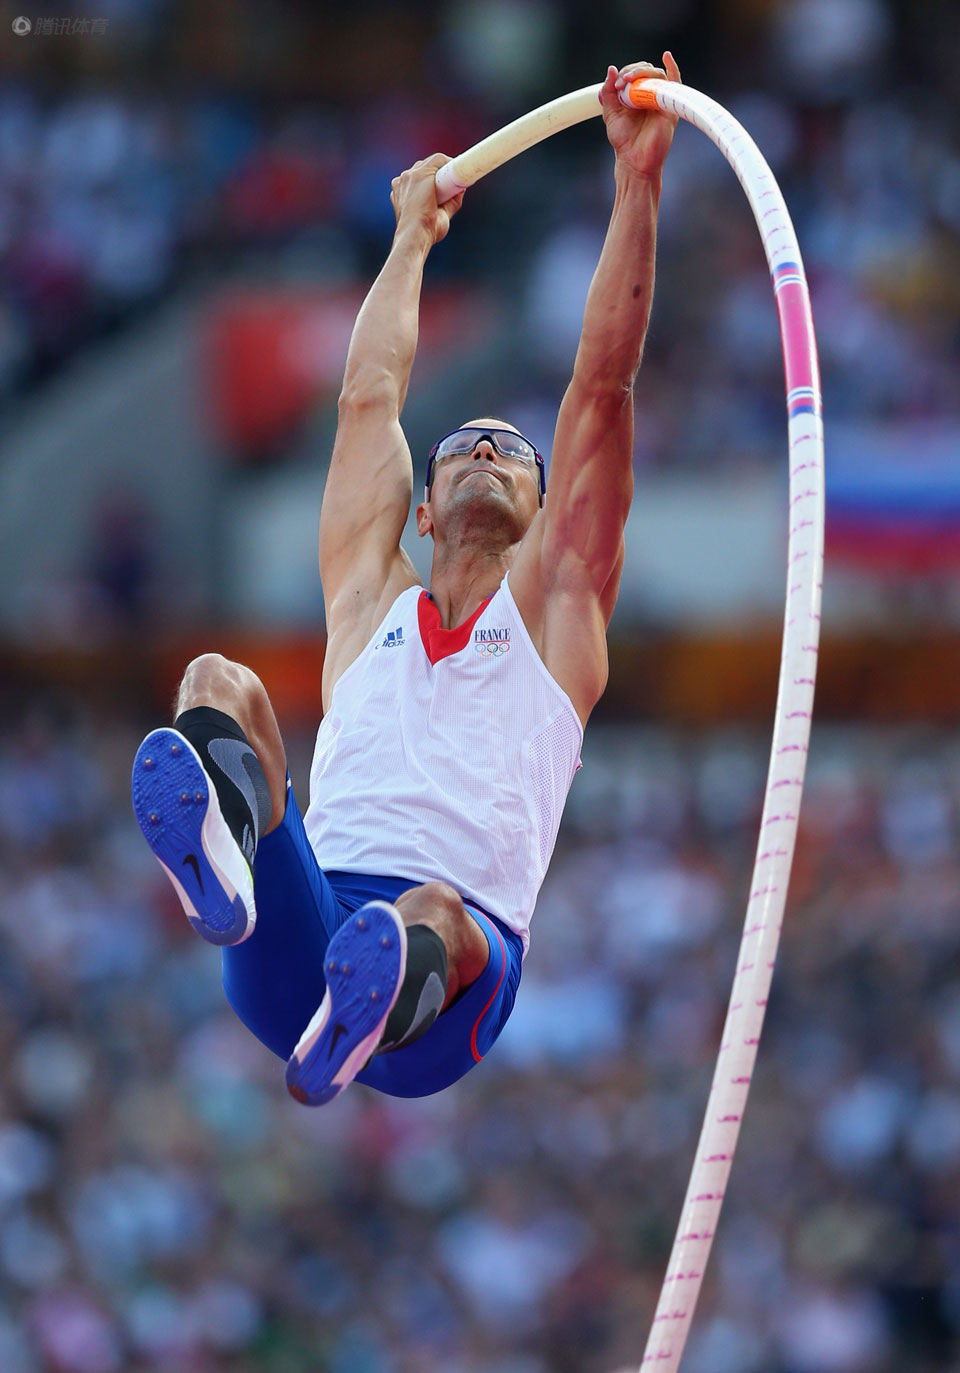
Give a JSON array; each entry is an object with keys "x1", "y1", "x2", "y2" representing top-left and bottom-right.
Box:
[
  {"x1": 445, "y1": 488, "x2": 522, "y2": 540},
  {"x1": 455, "y1": 485, "x2": 510, "y2": 516}
]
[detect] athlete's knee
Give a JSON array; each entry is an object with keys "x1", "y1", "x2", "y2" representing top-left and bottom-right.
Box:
[
  {"x1": 175, "y1": 654, "x2": 287, "y2": 833},
  {"x1": 398, "y1": 881, "x2": 463, "y2": 936},
  {"x1": 177, "y1": 655, "x2": 274, "y2": 737},
  {"x1": 395, "y1": 882, "x2": 488, "y2": 997},
  {"x1": 178, "y1": 653, "x2": 263, "y2": 709},
  {"x1": 419, "y1": 880, "x2": 464, "y2": 920}
]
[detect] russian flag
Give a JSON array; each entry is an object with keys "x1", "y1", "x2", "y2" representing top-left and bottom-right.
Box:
[{"x1": 827, "y1": 421, "x2": 960, "y2": 575}]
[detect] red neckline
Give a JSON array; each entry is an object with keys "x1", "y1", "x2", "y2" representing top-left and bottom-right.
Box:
[{"x1": 417, "y1": 590, "x2": 494, "y2": 665}]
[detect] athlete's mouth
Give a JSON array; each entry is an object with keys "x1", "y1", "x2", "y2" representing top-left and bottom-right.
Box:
[{"x1": 461, "y1": 466, "x2": 504, "y2": 484}]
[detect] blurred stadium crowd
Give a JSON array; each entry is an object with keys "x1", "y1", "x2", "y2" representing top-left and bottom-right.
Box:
[
  {"x1": 3, "y1": 0, "x2": 960, "y2": 1370},
  {"x1": 1, "y1": 0, "x2": 957, "y2": 472},
  {"x1": 1, "y1": 703, "x2": 960, "y2": 1372}
]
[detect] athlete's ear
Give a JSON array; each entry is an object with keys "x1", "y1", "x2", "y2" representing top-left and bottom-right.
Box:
[{"x1": 416, "y1": 500, "x2": 434, "y2": 538}]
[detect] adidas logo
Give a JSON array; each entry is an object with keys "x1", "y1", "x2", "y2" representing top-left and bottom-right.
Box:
[{"x1": 376, "y1": 626, "x2": 405, "y2": 650}]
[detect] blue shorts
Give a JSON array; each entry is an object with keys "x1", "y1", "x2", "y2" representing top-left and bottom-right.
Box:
[{"x1": 220, "y1": 780, "x2": 524, "y2": 1099}]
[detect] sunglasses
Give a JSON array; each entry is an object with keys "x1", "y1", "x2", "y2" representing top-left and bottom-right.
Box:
[{"x1": 425, "y1": 427, "x2": 546, "y2": 504}]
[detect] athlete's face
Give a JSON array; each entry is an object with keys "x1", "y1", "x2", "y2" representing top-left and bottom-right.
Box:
[{"x1": 418, "y1": 418, "x2": 542, "y2": 543}]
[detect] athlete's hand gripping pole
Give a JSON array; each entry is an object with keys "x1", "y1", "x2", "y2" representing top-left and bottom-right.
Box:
[
  {"x1": 434, "y1": 76, "x2": 665, "y2": 204},
  {"x1": 434, "y1": 67, "x2": 825, "y2": 1373}
]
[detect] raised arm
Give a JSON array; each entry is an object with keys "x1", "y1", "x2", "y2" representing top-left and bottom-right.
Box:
[
  {"x1": 546, "y1": 55, "x2": 679, "y2": 601},
  {"x1": 319, "y1": 156, "x2": 463, "y2": 700},
  {"x1": 512, "y1": 55, "x2": 680, "y2": 722}
]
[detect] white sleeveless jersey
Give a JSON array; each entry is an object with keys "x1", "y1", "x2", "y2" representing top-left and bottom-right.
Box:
[{"x1": 303, "y1": 573, "x2": 583, "y2": 954}]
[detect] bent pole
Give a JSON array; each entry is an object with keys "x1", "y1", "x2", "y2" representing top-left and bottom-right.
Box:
[{"x1": 436, "y1": 75, "x2": 825, "y2": 1372}]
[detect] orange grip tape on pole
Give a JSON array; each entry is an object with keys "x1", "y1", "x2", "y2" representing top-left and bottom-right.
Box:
[{"x1": 622, "y1": 79, "x2": 661, "y2": 110}]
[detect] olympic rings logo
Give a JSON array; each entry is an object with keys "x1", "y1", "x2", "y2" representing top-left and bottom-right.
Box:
[{"x1": 475, "y1": 640, "x2": 510, "y2": 656}]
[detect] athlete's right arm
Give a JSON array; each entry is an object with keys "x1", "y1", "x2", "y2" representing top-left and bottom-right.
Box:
[{"x1": 319, "y1": 156, "x2": 464, "y2": 697}]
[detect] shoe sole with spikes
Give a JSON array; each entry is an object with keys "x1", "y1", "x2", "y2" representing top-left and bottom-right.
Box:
[
  {"x1": 286, "y1": 902, "x2": 407, "y2": 1106},
  {"x1": 132, "y1": 728, "x2": 256, "y2": 946}
]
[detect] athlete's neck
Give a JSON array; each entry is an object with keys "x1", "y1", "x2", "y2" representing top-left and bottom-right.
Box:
[{"x1": 427, "y1": 545, "x2": 517, "y2": 627}]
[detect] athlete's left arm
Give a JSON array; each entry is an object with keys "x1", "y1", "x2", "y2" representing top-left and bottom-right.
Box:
[{"x1": 535, "y1": 56, "x2": 680, "y2": 624}]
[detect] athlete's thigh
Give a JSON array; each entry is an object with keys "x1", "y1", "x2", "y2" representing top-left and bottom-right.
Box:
[{"x1": 221, "y1": 776, "x2": 345, "y2": 1060}]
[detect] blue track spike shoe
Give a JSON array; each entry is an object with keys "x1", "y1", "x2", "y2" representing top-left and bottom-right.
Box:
[
  {"x1": 286, "y1": 902, "x2": 407, "y2": 1107},
  {"x1": 132, "y1": 728, "x2": 256, "y2": 946}
]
